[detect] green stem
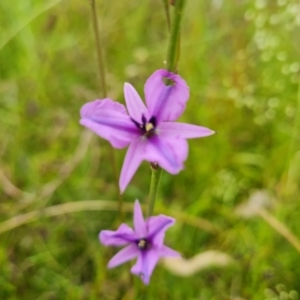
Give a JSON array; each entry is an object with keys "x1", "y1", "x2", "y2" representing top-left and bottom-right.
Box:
[
  {"x1": 147, "y1": 165, "x2": 163, "y2": 217},
  {"x1": 89, "y1": 0, "x2": 123, "y2": 220},
  {"x1": 166, "y1": 0, "x2": 185, "y2": 72},
  {"x1": 90, "y1": 0, "x2": 107, "y2": 98},
  {"x1": 161, "y1": 0, "x2": 171, "y2": 32},
  {"x1": 146, "y1": 0, "x2": 186, "y2": 217}
]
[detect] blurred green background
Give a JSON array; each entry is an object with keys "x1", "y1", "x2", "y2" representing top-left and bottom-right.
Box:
[{"x1": 1, "y1": 0, "x2": 300, "y2": 299}]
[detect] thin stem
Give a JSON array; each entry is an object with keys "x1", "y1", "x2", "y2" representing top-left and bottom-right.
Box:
[
  {"x1": 161, "y1": 0, "x2": 171, "y2": 32},
  {"x1": 146, "y1": 0, "x2": 186, "y2": 217},
  {"x1": 0, "y1": 200, "x2": 217, "y2": 235},
  {"x1": 147, "y1": 165, "x2": 163, "y2": 217},
  {"x1": 166, "y1": 0, "x2": 185, "y2": 72},
  {"x1": 90, "y1": 0, "x2": 107, "y2": 98},
  {"x1": 258, "y1": 208, "x2": 300, "y2": 254},
  {"x1": 89, "y1": 0, "x2": 123, "y2": 220}
]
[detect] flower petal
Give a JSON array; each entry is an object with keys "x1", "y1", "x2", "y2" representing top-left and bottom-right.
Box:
[
  {"x1": 144, "y1": 69, "x2": 189, "y2": 122},
  {"x1": 99, "y1": 224, "x2": 137, "y2": 246},
  {"x1": 107, "y1": 244, "x2": 139, "y2": 269},
  {"x1": 159, "y1": 122, "x2": 215, "y2": 139},
  {"x1": 158, "y1": 245, "x2": 181, "y2": 258},
  {"x1": 119, "y1": 137, "x2": 146, "y2": 193},
  {"x1": 81, "y1": 98, "x2": 127, "y2": 117},
  {"x1": 146, "y1": 215, "x2": 175, "y2": 247},
  {"x1": 124, "y1": 83, "x2": 148, "y2": 121},
  {"x1": 146, "y1": 135, "x2": 188, "y2": 174},
  {"x1": 80, "y1": 99, "x2": 138, "y2": 148},
  {"x1": 131, "y1": 250, "x2": 160, "y2": 285},
  {"x1": 133, "y1": 200, "x2": 147, "y2": 237}
]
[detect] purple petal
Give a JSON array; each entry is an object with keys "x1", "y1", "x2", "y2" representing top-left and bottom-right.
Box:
[
  {"x1": 158, "y1": 245, "x2": 181, "y2": 258},
  {"x1": 144, "y1": 69, "x2": 189, "y2": 122},
  {"x1": 159, "y1": 122, "x2": 215, "y2": 139},
  {"x1": 81, "y1": 98, "x2": 127, "y2": 117},
  {"x1": 146, "y1": 135, "x2": 188, "y2": 174},
  {"x1": 99, "y1": 224, "x2": 137, "y2": 246},
  {"x1": 124, "y1": 83, "x2": 148, "y2": 121},
  {"x1": 146, "y1": 215, "x2": 175, "y2": 247},
  {"x1": 133, "y1": 200, "x2": 147, "y2": 237},
  {"x1": 80, "y1": 99, "x2": 138, "y2": 149},
  {"x1": 107, "y1": 244, "x2": 139, "y2": 269},
  {"x1": 119, "y1": 137, "x2": 146, "y2": 193},
  {"x1": 131, "y1": 250, "x2": 160, "y2": 285}
]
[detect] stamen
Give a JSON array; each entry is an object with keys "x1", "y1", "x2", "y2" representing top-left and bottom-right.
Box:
[
  {"x1": 145, "y1": 122, "x2": 154, "y2": 132},
  {"x1": 130, "y1": 115, "x2": 157, "y2": 137},
  {"x1": 137, "y1": 239, "x2": 148, "y2": 250}
]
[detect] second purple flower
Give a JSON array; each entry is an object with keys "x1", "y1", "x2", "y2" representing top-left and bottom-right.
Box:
[
  {"x1": 80, "y1": 69, "x2": 214, "y2": 192},
  {"x1": 100, "y1": 200, "x2": 180, "y2": 284}
]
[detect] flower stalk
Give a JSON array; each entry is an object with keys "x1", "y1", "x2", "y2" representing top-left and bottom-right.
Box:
[
  {"x1": 166, "y1": 0, "x2": 185, "y2": 72},
  {"x1": 161, "y1": 0, "x2": 171, "y2": 32},
  {"x1": 147, "y1": 164, "x2": 163, "y2": 217},
  {"x1": 147, "y1": 0, "x2": 186, "y2": 217}
]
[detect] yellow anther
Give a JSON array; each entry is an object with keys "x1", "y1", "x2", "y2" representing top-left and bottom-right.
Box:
[
  {"x1": 138, "y1": 239, "x2": 147, "y2": 249},
  {"x1": 145, "y1": 122, "x2": 154, "y2": 132}
]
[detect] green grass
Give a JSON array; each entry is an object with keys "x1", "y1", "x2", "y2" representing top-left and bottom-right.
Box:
[{"x1": 1, "y1": 0, "x2": 300, "y2": 299}]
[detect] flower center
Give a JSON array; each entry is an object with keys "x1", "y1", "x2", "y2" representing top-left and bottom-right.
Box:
[
  {"x1": 145, "y1": 122, "x2": 154, "y2": 132},
  {"x1": 131, "y1": 115, "x2": 157, "y2": 138},
  {"x1": 137, "y1": 238, "x2": 149, "y2": 250}
]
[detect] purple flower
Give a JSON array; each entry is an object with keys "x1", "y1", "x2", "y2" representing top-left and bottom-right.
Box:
[
  {"x1": 80, "y1": 69, "x2": 214, "y2": 192},
  {"x1": 99, "y1": 200, "x2": 180, "y2": 284}
]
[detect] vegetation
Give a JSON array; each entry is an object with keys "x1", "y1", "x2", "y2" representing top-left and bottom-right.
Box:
[{"x1": 0, "y1": 0, "x2": 300, "y2": 299}]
